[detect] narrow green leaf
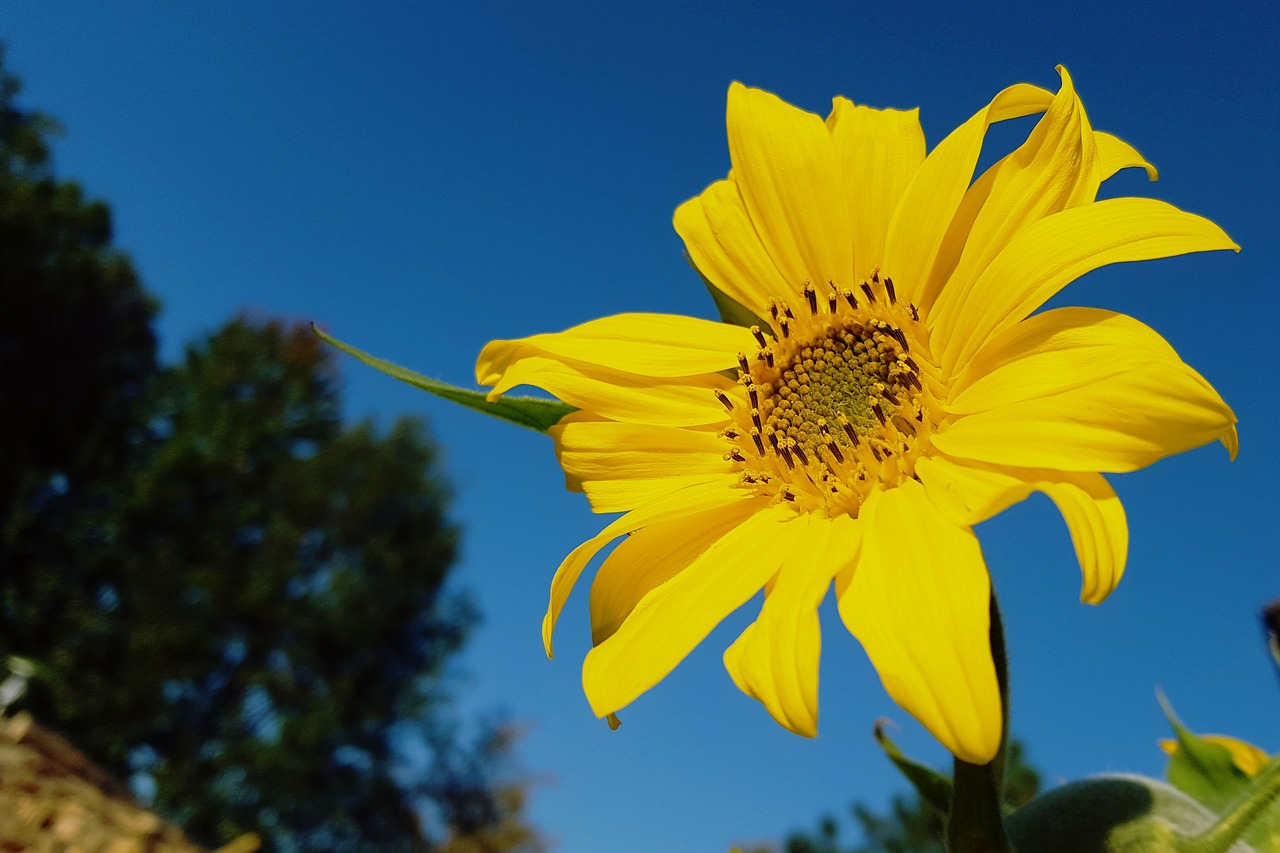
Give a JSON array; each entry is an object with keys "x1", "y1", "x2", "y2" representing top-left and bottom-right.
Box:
[
  {"x1": 312, "y1": 324, "x2": 576, "y2": 433},
  {"x1": 874, "y1": 719, "x2": 954, "y2": 814}
]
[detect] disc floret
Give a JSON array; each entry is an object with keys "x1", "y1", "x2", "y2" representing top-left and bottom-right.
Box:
[{"x1": 716, "y1": 272, "x2": 942, "y2": 516}]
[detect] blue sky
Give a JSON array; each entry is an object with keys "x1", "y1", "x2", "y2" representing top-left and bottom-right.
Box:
[{"x1": 5, "y1": 2, "x2": 1278, "y2": 850}]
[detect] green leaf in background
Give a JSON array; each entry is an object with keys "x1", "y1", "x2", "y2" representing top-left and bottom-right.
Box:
[
  {"x1": 1159, "y1": 690, "x2": 1253, "y2": 815},
  {"x1": 874, "y1": 719, "x2": 954, "y2": 815},
  {"x1": 312, "y1": 324, "x2": 576, "y2": 433}
]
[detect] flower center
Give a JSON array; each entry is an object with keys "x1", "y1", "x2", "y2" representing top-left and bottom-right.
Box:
[{"x1": 717, "y1": 273, "x2": 942, "y2": 517}]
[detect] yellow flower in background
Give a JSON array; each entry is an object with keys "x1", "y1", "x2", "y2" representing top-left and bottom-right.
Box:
[
  {"x1": 477, "y1": 67, "x2": 1237, "y2": 763},
  {"x1": 1162, "y1": 736, "x2": 1272, "y2": 778}
]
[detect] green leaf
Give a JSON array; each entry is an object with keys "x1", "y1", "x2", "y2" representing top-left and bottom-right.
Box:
[
  {"x1": 684, "y1": 251, "x2": 768, "y2": 329},
  {"x1": 312, "y1": 324, "x2": 576, "y2": 433},
  {"x1": 874, "y1": 719, "x2": 954, "y2": 814},
  {"x1": 1159, "y1": 691, "x2": 1253, "y2": 815}
]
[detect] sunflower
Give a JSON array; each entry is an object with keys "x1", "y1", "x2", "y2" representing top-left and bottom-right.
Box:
[{"x1": 475, "y1": 67, "x2": 1237, "y2": 763}]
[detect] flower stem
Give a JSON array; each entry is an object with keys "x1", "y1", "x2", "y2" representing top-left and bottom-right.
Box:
[
  {"x1": 1176, "y1": 756, "x2": 1280, "y2": 853},
  {"x1": 947, "y1": 594, "x2": 1014, "y2": 853}
]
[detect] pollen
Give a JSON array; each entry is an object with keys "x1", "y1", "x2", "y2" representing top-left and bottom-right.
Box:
[{"x1": 718, "y1": 275, "x2": 942, "y2": 516}]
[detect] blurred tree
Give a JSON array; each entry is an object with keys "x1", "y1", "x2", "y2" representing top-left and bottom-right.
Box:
[
  {"x1": 783, "y1": 740, "x2": 1041, "y2": 853},
  {"x1": 0, "y1": 49, "x2": 541, "y2": 853},
  {"x1": 0, "y1": 45, "x2": 157, "y2": 520}
]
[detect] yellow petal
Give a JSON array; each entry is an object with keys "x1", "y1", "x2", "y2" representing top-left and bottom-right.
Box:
[
  {"x1": 941, "y1": 198, "x2": 1238, "y2": 376},
  {"x1": 582, "y1": 503, "x2": 805, "y2": 718},
  {"x1": 479, "y1": 313, "x2": 753, "y2": 379},
  {"x1": 837, "y1": 481, "x2": 1002, "y2": 763},
  {"x1": 914, "y1": 455, "x2": 1032, "y2": 528},
  {"x1": 542, "y1": 476, "x2": 748, "y2": 657},
  {"x1": 1034, "y1": 473, "x2": 1127, "y2": 605},
  {"x1": 674, "y1": 179, "x2": 793, "y2": 317},
  {"x1": 883, "y1": 82, "x2": 1053, "y2": 313},
  {"x1": 479, "y1": 349, "x2": 732, "y2": 427},
  {"x1": 930, "y1": 67, "x2": 1102, "y2": 364},
  {"x1": 724, "y1": 513, "x2": 860, "y2": 737},
  {"x1": 825, "y1": 99, "x2": 925, "y2": 279},
  {"x1": 726, "y1": 82, "x2": 852, "y2": 289},
  {"x1": 551, "y1": 420, "x2": 738, "y2": 514},
  {"x1": 589, "y1": 501, "x2": 763, "y2": 646},
  {"x1": 918, "y1": 456, "x2": 1127, "y2": 603},
  {"x1": 1096, "y1": 131, "x2": 1157, "y2": 182},
  {"x1": 935, "y1": 308, "x2": 1236, "y2": 473}
]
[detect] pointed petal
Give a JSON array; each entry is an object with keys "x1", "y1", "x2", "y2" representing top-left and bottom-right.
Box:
[
  {"x1": 1096, "y1": 132, "x2": 1158, "y2": 181},
  {"x1": 551, "y1": 420, "x2": 738, "y2": 514},
  {"x1": 581, "y1": 503, "x2": 805, "y2": 718},
  {"x1": 883, "y1": 82, "x2": 1053, "y2": 313},
  {"x1": 942, "y1": 198, "x2": 1238, "y2": 376},
  {"x1": 542, "y1": 476, "x2": 748, "y2": 657},
  {"x1": 825, "y1": 99, "x2": 925, "y2": 279},
  {"x1": 837, "y1": 481, "x2": 1002, "y2": 763},
  {"x1": 589, "y1": 501, "x2": 765, "y2": 646},
  {"x1": 724, "y1": 513, "x2": 860, "y2": 737},
  {"x1": 726, "y1": 83, "x2": 852, "y2": 290},
  {"x1": 479, "y1": 313, "x2": 754, "y2": 379},
  {"x1": 1035, "y1": 473, "x2": 1127, "y2": 605},
  {"x1": 930, "y1": 67, "x2": 1102, "y2": 369},
  {"x1": 935, "y1": 308, "x2": 1237, "y2": 473},
  {"x1": 675, "y1": 179, "x2": 793, "y2": 317}
]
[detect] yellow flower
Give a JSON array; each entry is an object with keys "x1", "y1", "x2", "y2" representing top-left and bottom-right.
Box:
[
  {"x1": 476, "y1": 67, "x2": 1237, "y2": 763},
  {"x1": 1161, "y1": 736, "x2": 1272, "y2": 778}
]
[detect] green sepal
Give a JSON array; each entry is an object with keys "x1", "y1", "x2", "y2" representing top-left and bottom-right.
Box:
[
  {"x1": 312, "y1": 324, "x2": 577, "y2": 433},
  {"x1": 1159, "y1": 692, "x2": 1280, "y2": 851},
  {"x1": 873, "y1": 719, "x2": 954, "y2": 814},
  {"x1": 684, "y1": 251, "x2": 768, "y2": 329},
  {"x1": 1159, "y1": 691, "x2": 1253, "y2": 814}
]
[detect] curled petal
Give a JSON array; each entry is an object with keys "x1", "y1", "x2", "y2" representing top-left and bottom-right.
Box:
[
  {"x1": 582, "y1": 503, "x2": 806, "y2": 718},
  {"x1": 675, "y1": 180, "x2": 792, "y2": 318},
  {"x1": 542, "y1": 477, "x2": 751, "y2": 657},
  {"x1": 883, "y1": 82, "x2": 1053, "y2": 313},
  {"x1": 724, "y1": 514, "x2": 860, "y2": 737}
]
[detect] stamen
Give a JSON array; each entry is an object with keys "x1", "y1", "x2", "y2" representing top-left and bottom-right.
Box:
[
  {"x1": 884, "y1": 277, "x2": 897, "y2": 304},
  {"x1": 860, "y1": 282, "x2": 876, "y2": 303},
  {"x1": 738, "y1": 352, "x2": 751, "y2": 374},
  {"x1": 842, "y1": 289, "x2": 858, "y2": 310},
  {"x1": 804, "y1": 283, "x2": 818, "y2": 314},
  {"x1": 792, "y1": 442, "x2": 809, "y2": 466},
  {"x1": 826, "y1": 440, "x2": 844, "y2": 463},
  {"x1": 890, "y1": 327, "x2": 909, "y2": 352},
  {"x1": 882, "y1": 389, "x2": 899, "y2": 406},
  {"x1": 910, "y1": 303, "x2": 920, "y2": 322},
  {"x1": 751, "y1": 428, "x2": 766, "y2": 455},
  {"x1": 715, "y1": 390, "x2": 734, "y2": 410},
  {"x1": 837, "y1": 413, "x2": 860, "y2": 447},
  {"x1": 725, "y1": 447, "x2": 746, "y2": 463},
  {"x1": 751, "y1": 325, "x2": 768, "y2": 348},
  {"x1": 784, "y1": 304, "x2": 795, "y2": 320},
  {"x1": 869, "y1": 445, "x2": 883, "y2": 462},
  {"x1": 828, "y1": 290, "x2": 839, "y2": 313},
  {"x1": 872, "y1": 403, "x2": 886, "y2": 427},
  {"x1": 904, "y1": 356, "x2": 919, "y2": 374},
  {"x1": 765, "y1": 350, "x2": 775, "y2": 368},
  {"x1": 779, "y1": 318, "x2": 790, "y2": 339}
]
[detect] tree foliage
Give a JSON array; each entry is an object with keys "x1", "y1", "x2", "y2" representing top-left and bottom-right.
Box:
[
  {"x1": 784, "y1": 741, "x2": 1041, "y2": 853},
  {"x1": 0, "y1": 49, "x2": 540, "y2": 853}
]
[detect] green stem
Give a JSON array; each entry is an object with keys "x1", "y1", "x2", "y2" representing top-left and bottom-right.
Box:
[
  {"x1": 947, "y1": 594, "x2": 1014, "y2": 853},
  {"x1": 1176, "y1": 757, "x2": 1280, "y2": 853}
]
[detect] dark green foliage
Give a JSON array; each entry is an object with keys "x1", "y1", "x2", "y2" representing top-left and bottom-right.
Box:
[
  {"x1": 0, "y1": 46, "x2": 157, "y2": 517},
  {"x1": 0, "y1": 49, "x2": 537, "y2": 853},
  {"x1": 784, "y1": 741, "x2": 1041, "y2": 853}
]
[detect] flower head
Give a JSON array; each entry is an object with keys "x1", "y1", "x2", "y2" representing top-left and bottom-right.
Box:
[{"x1": 476, "y1": 68, "x2": 1237, "y2": 763}]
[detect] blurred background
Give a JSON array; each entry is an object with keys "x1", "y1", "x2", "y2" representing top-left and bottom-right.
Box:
[{"x1": 1, "y1": 2, "x2": 1276, "y2": 851}]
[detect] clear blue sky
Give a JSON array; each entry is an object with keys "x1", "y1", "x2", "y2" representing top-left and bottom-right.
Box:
[{"x1": 5, "y1": 2, "x2": 1277, "y2": 850}]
